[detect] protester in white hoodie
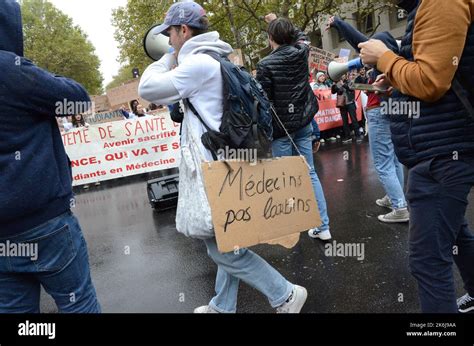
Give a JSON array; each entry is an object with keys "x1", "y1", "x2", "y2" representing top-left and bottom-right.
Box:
[{"x1": 139, "y1": 1, "x2": 307, "y2": 314}]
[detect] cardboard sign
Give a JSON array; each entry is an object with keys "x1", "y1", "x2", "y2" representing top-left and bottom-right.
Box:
[
  {"x1": 228, "y1": 49, "x2": 244, "y2": 66},
  {"x1": 106, "y1": 79, "x2": 147, "y2": 109},
  {"x1": 202, "y1": 156, "x2": 321, "y2": 253},
  {"x1": 309, "y1": 46, "x2": 336, "y2": 72},
  {"x1": 91, "y1": 94, "x2": 111, "y2": 113}
]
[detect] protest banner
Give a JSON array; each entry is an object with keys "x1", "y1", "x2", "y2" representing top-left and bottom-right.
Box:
[
  {"x1": 202, "y1": 156, "x2": 321, "y2": 253},
  {"x1": 338, "y1": 48, "x2": 351, "y2": 63},
  {"x1": 85, "y1": 110, "x2": 126, "y2": 125},
  {"x1": 313, "y1": 89, "x2": 364, "y2": 131},
  {"x1": 62, "y1": 115, "x2": 181, "y2": 186},
  {"x1": 309, "y1": 46, "x2": 337, "y2": 72}
]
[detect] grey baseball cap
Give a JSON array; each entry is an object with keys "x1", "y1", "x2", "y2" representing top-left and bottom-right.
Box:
[{"x1": 152, "y1": 1, "x2": 207, "y2": 37}]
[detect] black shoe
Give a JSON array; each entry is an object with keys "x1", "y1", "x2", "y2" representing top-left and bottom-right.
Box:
[
  {"x1": 458, "y1": 293, "x2": 474, "y2": 313},
  {"x1": 342, "y1": 138, "x2": 352, "y2": 144},
  {"x1": 356, "y1": 135, "x2": 364, "y2": 143}
]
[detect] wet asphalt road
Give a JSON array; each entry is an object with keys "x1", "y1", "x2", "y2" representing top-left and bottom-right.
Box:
[{"x1": 40, "y1": 139, "x2": 473, "y2": 313}]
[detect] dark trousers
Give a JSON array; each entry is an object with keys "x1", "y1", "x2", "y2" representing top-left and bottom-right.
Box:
[
  {"x1": 407, "y1": 154, "x2": 474, "y2": 312},
  {"x1": 340, "y1": 103, "x2": 360, "y2": 139}
]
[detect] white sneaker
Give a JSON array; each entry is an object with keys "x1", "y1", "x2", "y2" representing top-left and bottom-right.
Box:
[
  {"x1": 277, "y1": 285, "x2": 307, "y2": 313},
  {"x1": 376, "y1": 195, "x2": 392, "y2": 209},
  {"x1": 308, "y1": 228, "x2": 332, "y2": 240},
  {"x1": 457, "y1": 293, "x2": 474, "y2": 313},
  {"x1": 193, "y1": 305, "x2": 219, "y2": 313},
  {"x1": 378, "y1": 208, "x2": 409, "y2": 223}
]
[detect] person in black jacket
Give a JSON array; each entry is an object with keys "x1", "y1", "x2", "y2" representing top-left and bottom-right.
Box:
[
  {"x1": 331, "y1": 75, "x2": 364, "y2": 143},
  {"x1": 256, "y1": 14, "x2": 332, "y2": 241}
]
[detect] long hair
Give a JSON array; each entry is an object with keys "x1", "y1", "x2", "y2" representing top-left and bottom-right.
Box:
[
  {"x1": 72, "y1": 114, "x2": 86, "y2": 127},
  {"x1": 130, "y1": 99, "x2": 139, "y2": 114}
]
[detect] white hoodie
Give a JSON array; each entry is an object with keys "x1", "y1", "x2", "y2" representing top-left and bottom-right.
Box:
[{"x1": 139, "y1": 31, "x2": 233, "y2": 161}]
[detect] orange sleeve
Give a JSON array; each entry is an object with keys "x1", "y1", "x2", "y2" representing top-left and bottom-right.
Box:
[{"x1": 377, "y1": 0, "x2": 473, "y2": 102}]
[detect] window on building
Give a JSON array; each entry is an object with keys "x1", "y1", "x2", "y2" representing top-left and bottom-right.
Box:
[
  {"x1": 309, "y1": 29, "x2": 323, "y2": 48},
  {"x1": 356, "y1": 12, "x2": 375, "y2": 34}
]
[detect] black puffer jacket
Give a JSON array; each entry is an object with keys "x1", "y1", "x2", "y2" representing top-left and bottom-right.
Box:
[{"x1": 256, "y1": 31, "x2": 318, "y2": 139}]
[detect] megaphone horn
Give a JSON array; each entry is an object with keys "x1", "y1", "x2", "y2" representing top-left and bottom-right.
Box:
[
  {"x1": 143, "y1": 24, "x2": 173, "y2": 61},
  {"x1": 327, "y1": 58, "x2": 364, "y2": 82}
]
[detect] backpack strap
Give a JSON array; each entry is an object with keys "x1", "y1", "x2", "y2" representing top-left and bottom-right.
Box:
[
  {"x1": 185, "y1": 99, "x2": 212, "y2": 132},
  {"x1": 452, "y1": 76, "x2": 474, "y2": 120},
  {"x1": 184, "y1": 99, "x2": 218, "y2": 161}
]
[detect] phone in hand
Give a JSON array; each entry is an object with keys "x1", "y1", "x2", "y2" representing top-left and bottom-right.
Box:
[{"x1": 351, "y1": 83, "x2": 388, "y2": 93}]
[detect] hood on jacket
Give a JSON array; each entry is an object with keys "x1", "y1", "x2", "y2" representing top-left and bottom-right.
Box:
[
  {"x1": 0, "y1": 0, "x2": 24, "y2": 56},
  {"x1": 177, "y1": 31, "x2": 233, "y2": 64}
]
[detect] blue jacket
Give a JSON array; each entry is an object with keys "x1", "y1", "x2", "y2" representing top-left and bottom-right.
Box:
[
  {"x1": 390, "y1": 1, "x2": 474, "y2": 167},
  {"x1": 0, "y1": 0, "x2": 91, "y2": 236},
  {"x1": 331, "y1": 16, "x2": 399, "y2": 81}
]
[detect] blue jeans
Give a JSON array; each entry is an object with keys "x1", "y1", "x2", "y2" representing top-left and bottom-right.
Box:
[
  {"x1": 204, "y1": 238, "x2": 293, "y2": 313},
  {"x1": 272, "y1": 123, "x2": 330, "y2": 231},
  {"x1": 0, "y1": 211, "x2": 101, "y2": 313},
  {"x1": 311, "y1": 118, "x2": 320, "y2": 141},
  {"x1": 366, "y1": 108, "x2": 407, "y2": 209},
  {"x1": 407, "y1": 155, "x2": 474, "y2": 313}
]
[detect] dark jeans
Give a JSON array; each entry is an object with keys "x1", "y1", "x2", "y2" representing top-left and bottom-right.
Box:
[
  {"x1": 339, "y1": 103, "x2": 360, "y2": 139},
  {"x1": 407, "y1": 154, "x2": 474, "y2": 312},
  {"x1": 0, "y1": 211, "x2": 101, "y2": 313}
]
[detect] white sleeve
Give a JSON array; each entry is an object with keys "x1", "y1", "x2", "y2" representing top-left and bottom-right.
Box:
[
  {"x1": 139, "y1": 53, "x2": 181, "y2": 105},
  {"x1": 168, "y1": 58, "x2": 203, "y2": 100},
  {"x1": 139, "y1": 53, "x2": 204, "y2": 105}
]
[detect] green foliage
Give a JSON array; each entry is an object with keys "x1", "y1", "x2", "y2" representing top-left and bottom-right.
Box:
[
  {"x1": 111, "y1": 0, "x2": 171, "y2": 77},
  {"x1": 21, "y1": 0, "x2": 103, "y2": 95},
  {"x1": 112, "y1": 0, "x2": 395, "y2": 71}
]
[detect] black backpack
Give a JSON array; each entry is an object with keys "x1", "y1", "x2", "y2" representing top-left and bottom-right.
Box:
[{"x1": 185, "y1": 52, "x2": 274, "y2": 161}]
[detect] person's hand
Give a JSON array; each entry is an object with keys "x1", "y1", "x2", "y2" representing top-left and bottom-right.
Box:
[
  {"x1": 358, "y1": 39, "x2": 390, "y2": 65},
  {"x1": 325, "y1": 16, "x2": 335, "y2": 31},
  {"x1": 373, "y1": 74, "x2": 393, "y2": 95},
  {"x1": 264, "y1": 13, "x2": 277, "y2": 23}
]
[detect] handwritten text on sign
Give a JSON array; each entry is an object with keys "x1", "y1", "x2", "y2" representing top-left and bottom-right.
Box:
[
  {"x1": 202, "y1": 157, "x2": 321, "y2": 253},
  {"x1": 61, "y1": 115, "x2": 181, "y2": 186}
]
